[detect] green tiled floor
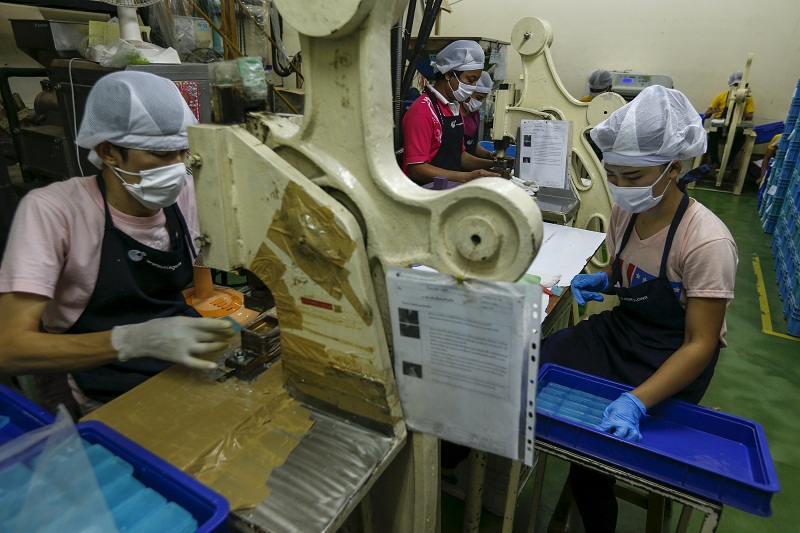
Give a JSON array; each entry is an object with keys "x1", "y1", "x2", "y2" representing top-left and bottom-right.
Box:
[{"x1": 442, "y1": 180, "x2": 798, "y2": 532}]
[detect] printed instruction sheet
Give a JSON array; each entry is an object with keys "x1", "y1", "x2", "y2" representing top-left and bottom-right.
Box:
[
  {"x1": 386, "y1": 267, "x2": 541, "y2": 465},
  {"x1": 518, "y1": 120, "x2": 570, "y2": 188}
]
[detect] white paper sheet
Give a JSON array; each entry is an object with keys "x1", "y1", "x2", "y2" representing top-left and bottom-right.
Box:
[
  {"x1": 527, "y1": 224, "x2": 607, "y2": 286},
  {"x1": 518, "y1": 120, "x2": 570, "y2": 188},
  {"x1": 386, "y1": 267, "x2": 540, "y2": 465}
]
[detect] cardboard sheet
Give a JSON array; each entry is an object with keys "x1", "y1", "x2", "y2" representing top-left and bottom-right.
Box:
[{"x1": 83, "y1": 361, "x2": 313, "y2": 511}]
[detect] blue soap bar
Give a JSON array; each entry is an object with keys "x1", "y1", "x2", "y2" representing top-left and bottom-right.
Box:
[
  {"x1": 102, "y1": 473, "x2": 146, "y2": 509},
  {"x1": 112, "y1": 488, "x2": 167, "y2": 530},
  {"x1": 86, "y1": 443, "x2": 116, "y2": 467},
  {"x1": 537, "y1": 383, "x2": 612, "y2": 428},
  {"x1": 220, "y1": 315, "x2": 244, "y2": 333},
  {"x1": 93, "y1": 455, "x2": 134, "y2": 486},
  {"x1": 129, "y1": 501, "x2": 198, "y2": 533}
]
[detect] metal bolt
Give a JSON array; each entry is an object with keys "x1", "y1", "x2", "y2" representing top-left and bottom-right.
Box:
[
  {"x1": 524, "y1": 31, "x2": 531, "y2": 39},
  {"x1": 54, "y1": 83, "x2": 62, "y2": 90},
  {"x1": 186, "y1": 154, "x2": 203, "y2": 167}
]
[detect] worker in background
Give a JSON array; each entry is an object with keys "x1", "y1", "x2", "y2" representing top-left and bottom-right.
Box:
[
  {"x1": 541, "y1": 85, "x2": 738, "y2": 533},
  {"x1": 0, "y1": 71, "x2": 234, "y2": 413},
  {"x1": 703, "y1": 71, "x2": 755, "y2": 171},
  {"x1": 402, "y1": 40, "x2": 500, "y2": 185},
  {"x1": 461, "y1": 71, "x2": 495, "y2": 158},
  {"x1": 758, "y1": 133, "x2": 781, "y2": 187},
  {"x1": 580, "y1": 69, "x2": 613, "y2": 102}
]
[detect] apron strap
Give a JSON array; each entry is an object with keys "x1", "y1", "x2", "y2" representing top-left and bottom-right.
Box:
[
  {"x1": 611, "y1": 212, "x2": 639, "y2": 286},
  {"x1": 425, "y1": 88, "x2": 447, "y2": 125},
  {"x1": 658, "y1": 192, "x2": 690, "y2": 278}
]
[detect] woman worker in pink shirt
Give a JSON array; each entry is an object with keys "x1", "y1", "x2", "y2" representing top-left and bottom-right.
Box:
[
  {"x1": 401, "y1": 40, "x2": 499, "y2": 185},
  {"x1": 0, "y1": 72, "x2": 234, "y2": 409},
  {"x1": 541, "y1": 85, "x2": 738, "y2": 533}
]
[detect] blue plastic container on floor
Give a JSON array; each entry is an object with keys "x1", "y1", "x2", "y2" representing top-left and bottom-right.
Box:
[{"x1": 535, "y1": 364, "x2": 780, "y2": 516}]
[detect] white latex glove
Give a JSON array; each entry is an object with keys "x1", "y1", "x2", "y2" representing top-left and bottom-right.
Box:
[{"x1": 111, "y1": 316, "x2": 235, "y2": 370}]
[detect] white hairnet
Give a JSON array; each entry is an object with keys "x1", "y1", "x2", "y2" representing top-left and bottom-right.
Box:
[
  {"x1": 588, "y1": 69, "x2": 612, "y2": 91},
  {"x1": 432, "y1": 40, "x2": 485, "y2": 74},
  {"x1": 474, "y1": 71, "x2": 493, "y2": 94},
  {"x1": 590, "y1": 85, "x2": 707, "y2": 166},
  {"x1": 76, "y1": 71, "x2": 197, "y2": 168},
  {"x1": 728, "y1": 71, "x2": 743, "y2": 86}
]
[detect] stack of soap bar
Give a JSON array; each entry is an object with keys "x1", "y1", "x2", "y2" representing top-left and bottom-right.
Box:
[
  {"x1": 537, "y1": 382, "x2": 611, "y2": 428},
  {"x1": 0, "y1": 441, "x2": 198, "y2": 533},
  {"x1": 84, "y1": 441, "x2": 198, "y2": 532}
]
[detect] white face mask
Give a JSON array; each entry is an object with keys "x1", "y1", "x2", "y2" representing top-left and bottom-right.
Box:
[
  {"x1": 450, "y1": 76, "x2": 477, "y2": 102},
  {"x1": 607, "y1": 164, "x2": 672, "y2": 213},
  {"x1": 110, "y1": 162, "x2": 187, "y2": 210},
  {"x1": 464, "y1": 98, "x2": 484, "y2": 113}
]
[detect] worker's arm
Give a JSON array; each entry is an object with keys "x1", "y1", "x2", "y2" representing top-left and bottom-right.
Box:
[
  {"x1": 0, "y1": 292, "x2": 235, "y2": 374},
  {"x1": 406, "y1": 162, "x2": 500, "y2": 184},
  {"x1": 0, "y1": 292, "x2": 116, "y2": 373},
  {"x1": 743, "y1": 112, "x2": 754, "y2": 121},
  {"x1": 474, "y1": 144, "x2": 494, "y2": 159},
  {"x1": 460, "y1": 151, "x2": 496, "y2": 171},
  {"x1": 703, "y1": 107, "x2": 719, "y2": 121},
  {"x1": 758, "y1": 147, "x2": 776, "y2": 184},
  {"x1": 630, "y1": 297, "x2": 727, "y2": 408}
]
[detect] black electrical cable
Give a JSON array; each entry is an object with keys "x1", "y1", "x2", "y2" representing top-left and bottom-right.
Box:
[
  {"x1": 270, "y1": 11, "x2": 293, "y2": 78},
  {"x1": 399, "y1": 0, "x2": 442, "y2": 103},
  {"x1": 400, "y1": 0, "x2": 416, "y2": 70}
]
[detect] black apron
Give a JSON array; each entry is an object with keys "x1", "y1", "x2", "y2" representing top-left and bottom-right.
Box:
[
  {"x1": 541, "y1": 193, "x2": 719, "y2": 404},
  {"x1": 70, "y1": 175, "x2": 200, "y2": 403},
  {"x1": 425, "y1": 89, "x2": 464, "y2": 172},
  {"x1": 463, "y1": 110, "x2": 479, "y2": 156}
]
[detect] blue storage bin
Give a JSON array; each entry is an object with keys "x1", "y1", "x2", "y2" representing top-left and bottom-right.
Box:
[
  {"x1": 754, "y1": 122, "x2": 785, "y2": 144},
  {"x1": 0, "y1": 386, "x2": 229, "y2": 532},
  {"x1": 535, "y1": 364, "x2": 780, "y2": 517},
  {"x1": 77, "y1": 421, "x2": 229, "y2": 532},
  {"x1": 0, "y1": 385, "x2": 54, "y2": 446}
]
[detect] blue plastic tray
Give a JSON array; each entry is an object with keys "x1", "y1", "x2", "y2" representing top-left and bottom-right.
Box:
[
  {"x1": 77, "y1": 421, "x2": 230, "y2": 532},
  {"x1": 0, "y1": 386, "x2": 229, "y2": 531},
  {"x1": 0, "y1": 385, "x2": 54, "y2": 446},
  {"x1": 535, "y1": 364, "x2": 780, "y2": 516}
]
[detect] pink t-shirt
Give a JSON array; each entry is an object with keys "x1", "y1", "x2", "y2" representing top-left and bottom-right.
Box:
[
  {"x1": 606, "y1": 199, "x2": 737, "y2": 346},
  {"x1": 0, "y1": 175, "x2": 200, "y2": 333},
  {"x1": 402, "y1": 89, "x2": 465, "y2": 174},
  {"x1": 462, "y1": 109, "x2": 479, "y2": 138}
]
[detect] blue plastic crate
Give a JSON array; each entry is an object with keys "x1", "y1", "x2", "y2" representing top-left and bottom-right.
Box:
[
  {"x1": 787, "y1": 294, "x2": 800, "y2": 337},
  {"x1": 77, "y1": 422, "x2": 229, "y2": 532},
  {"x1": 0, "y1": 386, "x2": 54, "y2": 447},
  {"x1": 754, "y1": 122, "x2": 785, "y2": 144},
  {"x1": 535, "y1": 364, "x2": 780, "y2": 517},
  {"x1": 0, "y1": 386, "x2": 229, "y2": 532}
]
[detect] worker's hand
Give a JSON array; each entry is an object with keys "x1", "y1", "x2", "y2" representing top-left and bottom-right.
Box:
[
  {"x1": 111, "y1": 316, "x2": 235, "y2": 370},
  {"x1": 466, "y1": 169, "x2": 501, "y2": 181},
  {"x1": 597, "y1": 392, "x2": 646, "y2": 442},
  {"x1": 570, "y1": 272, "x2": 609, "y2": 306}
]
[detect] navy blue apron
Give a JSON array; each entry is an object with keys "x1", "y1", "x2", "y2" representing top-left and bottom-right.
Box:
[
  {"x1": 70, "y1": 175, "x2": 200, "y2": 403},
  {"x1": 463, "y1": 110, "x2": 479, "y2": 156},
  {"x1": 541, "y1": 193, "x2": 719, "y2": 404},
  {"x1": 425, "y1": 89, "x2": 464, "y2": 173}
]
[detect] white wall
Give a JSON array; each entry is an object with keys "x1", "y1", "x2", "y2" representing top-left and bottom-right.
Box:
[{"x1": 439, "y1": 0, "x2": 800, "y2": 124}]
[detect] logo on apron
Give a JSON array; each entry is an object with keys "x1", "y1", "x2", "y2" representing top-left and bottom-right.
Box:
[{"x1": 128, "y1": 250, "x2": 146, "y2": 261}]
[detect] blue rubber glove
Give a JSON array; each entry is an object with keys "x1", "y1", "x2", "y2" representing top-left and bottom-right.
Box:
[
  {"x1": 597, "y1": 392, "x2": 646, "y2": 442},
  {"x1": 570, "y1": 272, "x2": 609, "y2": 306}
]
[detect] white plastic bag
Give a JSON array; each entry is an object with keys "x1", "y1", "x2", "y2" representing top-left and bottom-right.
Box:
[{"x1": 0, "y1": 406, "x2": 118, "y2": 533}]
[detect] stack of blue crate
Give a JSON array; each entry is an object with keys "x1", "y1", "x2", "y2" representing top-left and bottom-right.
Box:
[
  {"x1": 764, "y1": 81, "x2": 800, "y2": 336},
  {"x1": 760, "y1": 80, "x2": 800, "y2": 234}
]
